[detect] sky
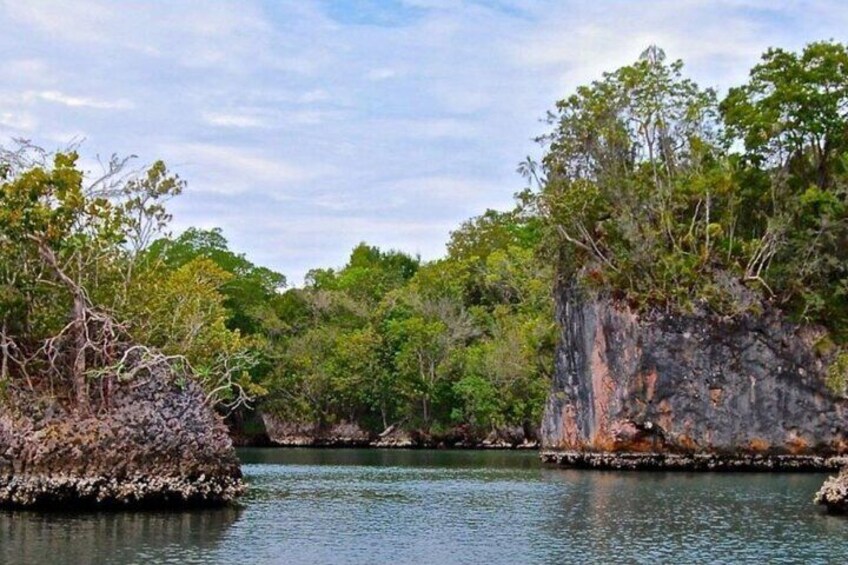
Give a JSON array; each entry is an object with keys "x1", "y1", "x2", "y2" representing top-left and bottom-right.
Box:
[{"x1": 1, "y1": 0, "x2": 846, "y2": 285}]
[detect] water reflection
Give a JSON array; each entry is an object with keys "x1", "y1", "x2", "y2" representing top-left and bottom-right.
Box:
[
  {"x1": 238, "y1": 446, "x2": 540, "y2": 469},
  {"x1": 0, "y1": 507, "x2": 241, "y2": 565},
  {"x1": 538, "y1": 469, "x2": 847, "y2": 562}
]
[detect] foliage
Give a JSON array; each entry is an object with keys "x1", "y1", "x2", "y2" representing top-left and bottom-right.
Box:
[
  {"x1": 0, "y1": 145, "x2": 257, "y2": 411},
  {"x1": 264, "y1": 214, "x2": 555, "y2": 434},
  {"x1": 826, "y1": 350, "x2": 848, "y2": 397},
  {"x1": 535, "y1": 42, "x2": 848, "y2": 337}
]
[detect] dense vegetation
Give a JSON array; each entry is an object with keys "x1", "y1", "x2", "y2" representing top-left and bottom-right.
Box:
[
  {"x1": 537, "y1": 43, "x2": 848, "y2": 330},
  {"x1": 263, "y1": 208, "x2": 554, "y2": 437},
  {"x1": 535, "y1": 42, "x2": 848, "y2": 393},
  {"x1": 0, "y1": 145, "x2": 554, "y2": 437},
  {"x1": 0, "y1": 147, "x2": 264, "y2": 413},
  {"x1": 2, "y1": 40, "x2": 847, "y2": 433}
]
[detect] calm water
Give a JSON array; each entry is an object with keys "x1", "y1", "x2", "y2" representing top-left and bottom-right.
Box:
[{"x1": 2, "y1": 448, "x2": 847, "y2": 564}]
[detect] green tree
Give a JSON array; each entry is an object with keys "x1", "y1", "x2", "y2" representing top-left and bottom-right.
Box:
[{"x1": 151, "y1": 227, "x2": 286, "y2": 335}]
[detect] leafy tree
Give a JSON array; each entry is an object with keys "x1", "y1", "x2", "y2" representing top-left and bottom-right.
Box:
[
  {"x1": 721, "y1": 41, "x2": 848, "y2": 328},
  {"x1": 722, "y1": 41, "x2": 848, "y2": 190},
  {"x1": 0, "y1": 144, "x2": 261, "y2": 412},
  {"x1": 150, "y1": 227, "x2": 286, "y2": 335}
]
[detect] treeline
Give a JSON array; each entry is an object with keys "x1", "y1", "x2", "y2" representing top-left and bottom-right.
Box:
[
  {"x1": 0, "y1": 144, "x2": 554, "y2": 435},
  {"x1": 264, "y1": 207, "x2": 554, "y2": 436},
  {"x1": 3, "y1": 39, "x2": 847, "y2": 427},
  {"x1": 156, "y1": 209, "x2": 555, "y2": 437}
]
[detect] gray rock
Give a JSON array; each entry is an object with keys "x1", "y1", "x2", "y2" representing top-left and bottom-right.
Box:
[
  {"x1": 0, "y1": 370, "x2": 244, "y2": 509},
  {"x1": 260, "y1": 416, "x2": 372, "y2": 447},
  {"x1": 540, "y1": 281, "x2": 848, "y2": 465}
]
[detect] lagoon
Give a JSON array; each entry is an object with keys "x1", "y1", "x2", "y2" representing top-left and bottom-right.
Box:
[{"x1": 2, "y1": 448, "x2": 847, "y2": 564}]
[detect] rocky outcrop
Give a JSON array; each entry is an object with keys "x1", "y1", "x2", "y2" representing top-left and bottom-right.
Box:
[
  {"x1": 815, "y1": 468, "x2": 848, "y2": 513},
  {"x1": 260, "y1": 416, "x2": 372, "y2": 447},
  {"x1": 540, "y1": 281, "x2": 848, "y2": 468},
  {"x1": 543, "y1": 451, "x2": 848, "y2": 471},
  {"x1": 0, "y1": 372, "x2": 244, "y2": 509},
  {"x1": 260, "y1": 413, "x2": 538, "y2": 449}
]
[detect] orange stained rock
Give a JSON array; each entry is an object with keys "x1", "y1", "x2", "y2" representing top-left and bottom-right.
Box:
[
  {"x1": 748, "y1": 438, "x2": 770, "y2": 453},
  {"x1": 560, "y1": 403, "x2": 580, "y2": 449},
  {"x1": 786, "y1": 432, "x2": 811, "y2": 454},
  {"x1": 709, "y1": 387, "x2": 723, "y2": 407},
  {"x1": 590, "y1": 314, "x2": 614, "y2": 446}
]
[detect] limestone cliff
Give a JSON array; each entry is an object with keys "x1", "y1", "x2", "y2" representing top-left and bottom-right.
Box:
[{"x1": 540, "y1": 281, "x2": 848, "y2": 469}]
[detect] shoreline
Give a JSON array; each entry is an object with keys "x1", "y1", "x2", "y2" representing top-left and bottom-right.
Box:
[
  {"x1": 234, "y1": 437, "x2": 540, "y2": 450},
  {"x1": 541, "y1": 450, "x2": 848, "y2": 471},
  {"x1": 0, "y1": 474, "x2": 244, "y2": 511}
]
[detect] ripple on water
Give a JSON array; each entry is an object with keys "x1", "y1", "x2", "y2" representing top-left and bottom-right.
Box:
[{"x1": 1, "y1": 450, "x2": 847, "y2": 564}]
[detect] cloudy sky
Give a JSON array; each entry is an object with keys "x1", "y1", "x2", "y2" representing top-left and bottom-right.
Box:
[{"x1": 1, "y1": 1, "x2": 845, "y2": 284}]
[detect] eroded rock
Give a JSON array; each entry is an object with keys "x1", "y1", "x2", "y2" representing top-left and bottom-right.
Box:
[
  {"x1": 260, "y1": 416, "x2": 372, "y2": 447},
  {"x1": 0, "y1": 372, "x2": 244, "y2": 509},
  {"x1": 815, "y1": 468, "x2": 848, "y2": 513}
]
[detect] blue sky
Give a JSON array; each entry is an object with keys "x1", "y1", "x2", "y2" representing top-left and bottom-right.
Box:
[{"x1": 1, "y1": 0, "x2": 845, "y2": 284}]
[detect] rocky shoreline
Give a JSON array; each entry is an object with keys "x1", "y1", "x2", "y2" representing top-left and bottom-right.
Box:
[
  {"x1": 251, "y1": 415, "x2": 539, "y2": 450},
  {"x1": 0, "y1": 367, "x2": 245, "y2": 510},
  {"x1": 0, "y1": 474, "x2": 244, "y2": 510},
  {"x1": 255, "y1": 437, "x2": 540, "y2": 450},
  {"x1": 541, "y1": 450, "x2": 848, "y2": 471}
]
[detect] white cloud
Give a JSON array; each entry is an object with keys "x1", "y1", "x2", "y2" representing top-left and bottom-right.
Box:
[
  {"x1": 3, "y1": 0, "x2": 847, "y2": 283},
  {"x1": 0, "y1": 111, "x2": 36, "y2": 132},
  {"x1": 202, "y1": 112, "x2": 266, "y2": 128},
  {"x1": 4, "y1": 0, "x2": 116, "y2": 44},
  {"x1": 33, "y1": 90, "x2": 133, "y2": 110},
  {"x1": 367, "y1": 68, "x2": 398, "y2": 81},
  {"x1": 299, "y1": 89, "x2": 332, "y2": 103},
  {"x1": 159, "y1": 142, "x2": 320, "y2": 196},
  {"x1": 385, "y1": 175, "x2": 490, "y2": 202}
]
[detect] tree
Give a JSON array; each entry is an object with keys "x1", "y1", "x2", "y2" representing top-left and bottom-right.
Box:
[
  {"x1": 150, "y1": 227, "x2": 286, "y2": 335},
  {"x1": 0, "y1": 144, "x2": 261, "y2": 412},
  {"x1": 0, "y1": 148, "x2": 183, "y2": 410},
  {"x1": 722, "y1": 41, "x2": 848, "y2": 190},
  {"x1": 721, "y1": 42, "x2": 848, "y2": 327}
]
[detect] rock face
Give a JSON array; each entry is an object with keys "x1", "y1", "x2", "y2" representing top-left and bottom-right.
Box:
[
  {"x1": 540, "y1": 282, "x2": 848, "y2": 468},
  {"x1": 0, "y1": 373, "x2": 244, "y2": 509},
  {"x1": 815, "y1": 468, "x2": 848, "y2": 513},
  {"x1": 260, "y1": 416, "x2": 372, "y2": 447}
]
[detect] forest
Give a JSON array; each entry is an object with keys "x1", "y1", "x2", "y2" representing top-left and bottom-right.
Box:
[{"x1": 1, "y1": 40, "x2": 847, "y2": 439}]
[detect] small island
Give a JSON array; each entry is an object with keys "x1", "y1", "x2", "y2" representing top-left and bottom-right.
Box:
[
  {"x1": 0, "y1": 153, "x2": 244, "y2": 508},
  {"x1": 531, "y1": 43, "x2": 848, "y2": 512}
]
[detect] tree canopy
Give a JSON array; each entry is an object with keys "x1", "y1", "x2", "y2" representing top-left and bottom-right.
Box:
[
  {"x1": 536, "y1": 42, "x2": 848, "y2": 334},
  {"x1": 3, "y1": 39, "x2": 847, "y2": 425}
]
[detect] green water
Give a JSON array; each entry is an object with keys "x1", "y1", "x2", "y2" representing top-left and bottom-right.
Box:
[{"x1": 2, "y1": 448, "x2": 847, "y2": 564}]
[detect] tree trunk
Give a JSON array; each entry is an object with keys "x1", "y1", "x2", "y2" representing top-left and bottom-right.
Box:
[
  {"x1": 1, "y1": 322, "x2": 8, "y2": 382},
  {"x1": 34, "y1": 239, "x2": 90, "y2": 412},
  {"x1": 72, "y1": 291, "x2": 89, "y2": 412},
  {"x1": 422, "y1": 396, "x2": 429, "y2": 425}
]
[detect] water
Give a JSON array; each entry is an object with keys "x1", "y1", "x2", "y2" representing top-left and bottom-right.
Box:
[{"x1": 2, "y1": 448, "x2": 847, "y2": 564}]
